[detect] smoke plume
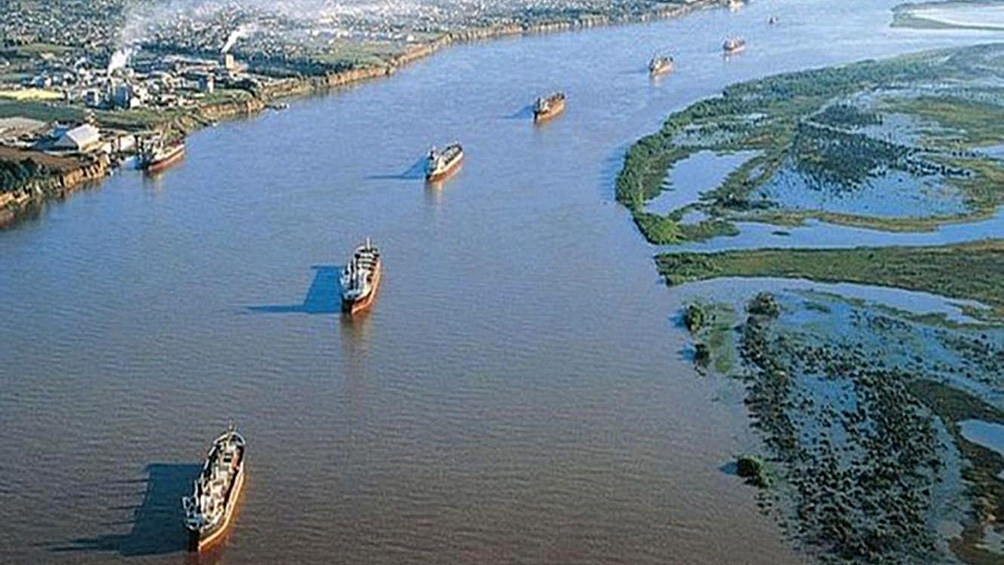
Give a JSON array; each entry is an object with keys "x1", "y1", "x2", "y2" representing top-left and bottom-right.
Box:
[
  {"x1": 107, "y1": 47, "x2": 134, "y2": 73},
  {"x1": 222, "y1": 23, "x2": 258, "y2": 53}
]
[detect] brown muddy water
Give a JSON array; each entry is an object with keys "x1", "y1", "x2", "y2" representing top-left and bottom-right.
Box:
[{"x1": 0, "y1": 0, "x2": 995, "y2": 562}]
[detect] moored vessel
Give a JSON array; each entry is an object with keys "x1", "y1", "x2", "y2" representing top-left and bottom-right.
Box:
[
  {"x1": 723, "y1": 36, "x2": 747, "y2": 55},
  {"x1": 340, "y1": 238, "x2": 382, "y2": 314},
  {"x1": 648, "y1": 55, "x2": 675, "y2": 77},
  {"x1": 533, "y1": 92, "x2": 566, "y2": 122},
  {"x1": 182, "y1": 425, "x2": 246, "y2": 552},
  {"x1": 139, "y1": 140, "x2": 185, "y2": 173},
  {"x1": 425, "y1": 143, "x2": 463, "y2": 182}
]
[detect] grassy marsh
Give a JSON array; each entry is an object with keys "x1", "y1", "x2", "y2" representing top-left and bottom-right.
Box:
[{"x1": 617, "y1": 45, "x2": 1004, "y2": 244}]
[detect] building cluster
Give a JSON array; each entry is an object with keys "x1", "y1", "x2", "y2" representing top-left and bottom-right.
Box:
[
  {"x1": 8, "y1": 44, "x2": 262, "y2": 111},
  {"x1": 4, "y1": 0, "x2": 694, "y2": 76},
  {"x1": 0, "y1": 116, "x2": 138, "y2": 157},
  {"x1": 1, "y1": 0, "x2": 125, "y2": 50}
]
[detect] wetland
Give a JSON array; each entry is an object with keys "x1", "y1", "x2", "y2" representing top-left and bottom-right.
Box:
[
  {"x1": 617, "y1": 44, "x2": 1004, "y2": 244},
  {"x1": 637, "y1": 40, "x2": 1004, "y2": 565}
]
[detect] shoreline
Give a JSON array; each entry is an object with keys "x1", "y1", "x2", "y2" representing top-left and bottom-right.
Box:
[{"x1": 0, "y1": 0, "x2": 724, "y2": 230}]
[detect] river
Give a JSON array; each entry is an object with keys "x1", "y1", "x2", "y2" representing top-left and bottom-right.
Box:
[{"x1": 0, "y1": 0, "x2": 996, "y2": 563}]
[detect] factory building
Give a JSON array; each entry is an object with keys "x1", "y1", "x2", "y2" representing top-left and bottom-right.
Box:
[{"x1": 52, "y1": 123, "x2": 101, "y2": 152}]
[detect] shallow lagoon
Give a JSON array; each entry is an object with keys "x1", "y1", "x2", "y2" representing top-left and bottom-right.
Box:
[
  {"x1": 760, "y1": 164, "x2": 967, "y2": 219},
  {"x1": 958, "y1": 420, "x2": 1004, "y2": 460},
  {"x1": 645, "y1": 150, "x2": 759, "y2": 215}
]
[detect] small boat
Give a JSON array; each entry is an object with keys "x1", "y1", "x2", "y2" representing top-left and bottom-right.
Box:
[
  {"x1": 723, "y1": 36, "x2": 747, "y2": 55},
  {"x1": 425, "y1": 143, "x2": 463, "y2": 182},
  {"x1": 533, "y1": 92, "x2": 566, "y2": 122},
  {"x1": 182, "y1": 425, "x2": 246, "y2": 552},
  {"x1": 340, "y1": 238, "x2": 382, "y2": 314},
  {"x1": 649, "y1": 55, "x2": 675, "y2": 77}
]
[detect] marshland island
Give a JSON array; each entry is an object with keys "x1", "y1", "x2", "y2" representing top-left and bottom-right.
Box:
[{"x1": 622, "y1": 42, "x2": 1004, "y2": 563}]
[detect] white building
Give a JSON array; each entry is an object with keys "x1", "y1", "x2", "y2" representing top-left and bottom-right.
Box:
[{"x1": 52, "y1": 124, "x2": 101, "y2": 152}]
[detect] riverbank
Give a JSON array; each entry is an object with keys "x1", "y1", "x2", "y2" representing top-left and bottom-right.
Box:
[
  {"x1": 0, "y1": 147, "x2": 109, "y2": 228},
  {"x1": 616, "y1": 43, "x2": 1004, "y2": 244},
  {"x1": 0, "y1": 0, "x2": 724, "y2": 229}
]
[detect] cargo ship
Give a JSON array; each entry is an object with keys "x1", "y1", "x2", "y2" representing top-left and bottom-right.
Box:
[
  {"x1": 533, "y1": 92, "x2": 566, "y2": 122},
  {"x1": 648, "y1": 55, "x2": 675, "y2": 77},
  {"x1": 426, "y1": 143, "x2": 463, "y2": 182},
  {"x1": 182, "y1": 425, "x2": 246, "y2": 552},
  {"x1": 340, "y1": 238, "x2": 382, "y2": 314},
  {"x1": 723, "y1": 37, "x2": 747, "y2": 55},
  {"x1": 139, "y1": 140, "x2": 185, "y2": 173}
]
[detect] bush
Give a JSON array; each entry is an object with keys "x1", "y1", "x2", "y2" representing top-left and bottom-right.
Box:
[
  {"x1": 0, "y1": 158, "x2": 43, "y2": 192},
  {"x1": 683, "y1": 303, "x2": 707, "y2": 333},
  {"x1": 737, "y1": 454, "x2": 771, "y2": 488},
  {"x1": 694, "y1": 343, "x2": 710, "y2": 367},
  {"x1": 747, "y1": 292, "x2": 780, "y2": 317}
]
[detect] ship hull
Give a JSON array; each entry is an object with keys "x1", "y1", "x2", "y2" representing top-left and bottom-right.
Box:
[
  {"x1": 533, "y1": 100, "x2": 565, "y2": 122},
  {"x1": 187, "y1": 451, "x2": 245, "y2": 552},
  {"x1": 342, "y1": 258, "x2": 382, "y2": 314},
  {"x1": 723, "y1": 45, "x2": 746, "y2": 55},
  {"x1": 144, "y1": 146, "x2": 185, "y2": 174},
  {"x1": 649, "y1": 63, "x2": 674, "y2": 77},
  {"x1": 425, "y1": 155, "x2": 463, "y2": 182}
]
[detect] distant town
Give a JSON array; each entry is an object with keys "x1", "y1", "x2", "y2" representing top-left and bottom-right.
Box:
[{"x1": 0, "y1": 0, "x2": 704, "y2": 222}]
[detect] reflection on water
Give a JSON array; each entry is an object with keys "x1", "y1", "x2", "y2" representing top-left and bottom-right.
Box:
[{"x1": 424, "y1": 182, "x2": 446, "y2": 205}]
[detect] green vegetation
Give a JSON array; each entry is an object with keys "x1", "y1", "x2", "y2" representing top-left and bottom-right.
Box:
[
  {"x1": 882, "y1": 94, "x2": 1004, "y2": 147},
  {"x1": 0, "y1": 158, "x2": 44, "y2": 192},
  {"x1": 735, "y1": 294, "x2": 950, "y2": 563},
  {"x1": 746, "y1": 291, "x2": 780, "y2": 317},
  {"x1": 683, "y1": 302, "x2": 708, "y2": 333},
  {"x1": 0, "y1": 100, "x2": 83, "y2": 123},
  {"x1": 736, "y1": 454, "x2": 770, "y2": 488},
  {"x1": 704, "y1": 289, "x2": 1004, "y2": 563},
  {"x1": 657, "y1": 239, "x2": 1004, "y2": 318},
  {"x1": 616, "y1": 44, "x2": 1004, "y2": 244},
  {"x1": 11, "y1": 42, "x2": 76, "y2": 57},
  {"x1": 682, "y1": 301, "x2": 737, "y2": 375},
  {"x1": 909, "y1": 380, "x2": 1004, "y2": 565}
]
